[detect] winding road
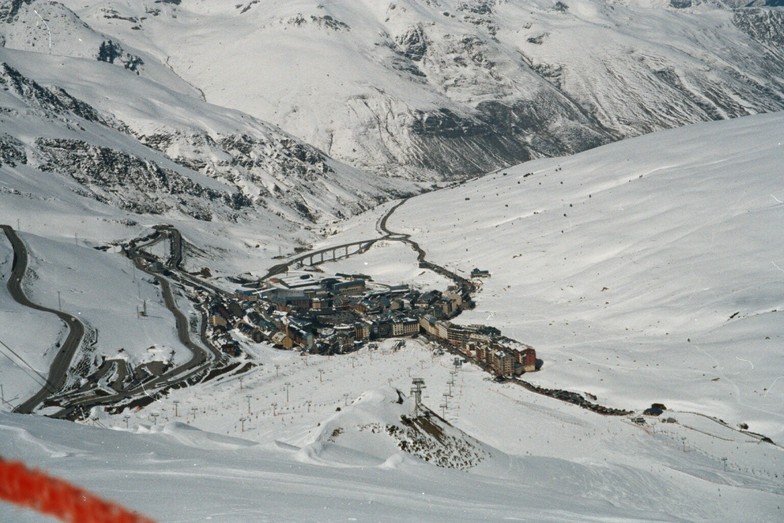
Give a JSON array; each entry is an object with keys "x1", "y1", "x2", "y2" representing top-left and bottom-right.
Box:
[
  {"x1": 1, "y1": 225, "x2": 85, "y2": 414},
  {"x1": 259, "y1": 198, "x2": 472, "y2": 291},
  {"x1": 51, "y1": 228, "x2": 224, "y2": 419}
]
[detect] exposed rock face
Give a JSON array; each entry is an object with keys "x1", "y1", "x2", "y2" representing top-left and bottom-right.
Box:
[
  {"x1": 97, "y1": 40, "x2": 144, "y2": 73},
  {"x1": 0, "y1": 0, "x2": 35, "y2": 22},
  {"x1": 0, "y1": 54, "x2": 411, "y2": 225},
  {"x1": 0, "y1": 133, "x2": 26, "y2": 166},
  {"x1": 393, "y1": 415, "x2": 489, "y2": 470},
  {"x1": 36, "y1": 138, "x2": 246, "y2": 220},
  {"x1": 0, "y1": 63, "x2": 115, "y2": 127},
  {"x1": 396, "y1": 25, "x2": 428, "y2": 62},
  {"x1": 74, "y1": 0, "x2": 784, "y2": 180},
  {"x1": 734, "y1": 8, "x2": 784, "y2": 47}
]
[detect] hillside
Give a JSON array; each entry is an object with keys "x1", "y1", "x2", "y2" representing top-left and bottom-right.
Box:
[
  {"x1": 0, "y1": 1, "x2": 421, "y2": 228},
  {"x1": 386, "y1": 111, "x2": 784, "y2": 441},
  {"x1": 1, "y1": 1, "x2": 783, "y2": 520},
  {"x1": 1, "y1": 111, "x2": 782, "y2": 522},
  {"x1": 55, "y1": 0, "x2": 784, "y2": 178}
]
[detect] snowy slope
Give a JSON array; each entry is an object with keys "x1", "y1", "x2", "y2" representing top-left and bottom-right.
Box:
[
  {"x1": 1, "y1": 338, "x2": 782, "y2": 521},
  {"x1": 1, "y1": 2, "x2": 784, "y2": 519},
  {"x1": 0, "y1": 0, "x2": 423, "y2": 227},
  {"x1": 1, "y1": 112, "x2": 783, "y2": 521},
  {"x1": 59, "y1": 0, "x2": 784, "y2": 178},
  {"x1": 387, "y1": 111, "x2": 784, "y2": 441}
]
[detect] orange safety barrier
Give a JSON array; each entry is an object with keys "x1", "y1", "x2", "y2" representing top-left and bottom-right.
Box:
[{"x1": 0, "y1": 458, "x2": 155, "y2": 523}]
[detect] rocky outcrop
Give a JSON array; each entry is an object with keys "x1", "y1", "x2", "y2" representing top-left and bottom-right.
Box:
[
  {"x1": 734, "y1": 8, "x2": 784, "y2": 47},
  {"x1": 0, "y1": 0, "x2": 35, "y2": 22},
  {"x1": 35, "y1": 138, "x2": 248, "y2": 220},
  {"x1": 0, "y1": 133, "x2": 26, "y2": 166},
  {"x1": 0, "y1": 63, "x2": 117, "y2": 127},
  {"x1": 97, "y1": 40, "x2": 144, "y2": 73}
]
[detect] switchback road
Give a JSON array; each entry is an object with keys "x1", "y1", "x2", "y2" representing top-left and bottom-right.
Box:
[
  {"x1": 52, "y1": 229, "x2": 223, "y2": 419},
  {"x1": 1, "y1": 225, "x2": 85, "y2": 414}
]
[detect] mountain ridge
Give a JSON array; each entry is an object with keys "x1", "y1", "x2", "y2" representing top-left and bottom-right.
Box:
[{"x1": 50, "y1": 0, "x2": 784, "y2": 178}]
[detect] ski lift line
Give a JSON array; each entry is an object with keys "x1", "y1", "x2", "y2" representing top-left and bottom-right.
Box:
[{"x1": 0, "y1": 339, "x2": 52, "y2": 390}]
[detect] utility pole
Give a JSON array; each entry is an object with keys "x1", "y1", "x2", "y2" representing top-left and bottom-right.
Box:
[
  {"x1": 239, "y1": 376, "x2": 244, "y2": 391},
  {"x1": 190, "y1": 407, "x2": 198, "y2": 420},
  {"x1": 123, "y1": 415, "x2": 129, "y2": 429},
  {"x1": 173, "y1": 400, "x2": 180, "y2": 417},
  {"x1": 284, "y1": 382, "x2": 291, "y2": 404},
  {"x1": 275, "y1": 364, "x2": 280, "y2": 377},
  {"x1": 318, "y1": 369, "x2": 324, "y2": 383},
  {"x1": 410, "y1": 378, "x2": 426, "y2": 417},
  {"x1": 343, "y1": 393, "x2": 349, "y2": 406},
  {"x1": 271, "y1": 402, "x2": 278, "y2": 416},
  {"x1": 239, "y1": 417, "x2": 247, "y2": 432},
  {"x1": 245, "y1": 394, "x2": 252, "y2": 414},
  {"x1": 150, "y1": 413, "x2": 159, "y2": 425}
]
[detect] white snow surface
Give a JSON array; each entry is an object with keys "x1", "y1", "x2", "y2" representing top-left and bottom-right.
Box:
[
  {"x1": 54, "y1": 0, "x2": 784, "y2": 177},
  {"x1": 386, "y1": 111, "x2": 784, "y2": 441},
  {"x1": 1, "y1": 338, "x2": 782, "y2": 521},
  {"x1": 1, "y1": 103, "x2": 783, "y2": 519}
]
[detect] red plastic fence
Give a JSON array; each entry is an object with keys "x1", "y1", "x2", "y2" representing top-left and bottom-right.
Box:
[{"x1": 0, "y1": 458, "x2": 155, "y2": 523}]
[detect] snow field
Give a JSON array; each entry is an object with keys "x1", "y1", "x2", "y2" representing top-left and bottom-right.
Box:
[{"x1": 385, "y1": 113, "x2": 784, "y2": 440}]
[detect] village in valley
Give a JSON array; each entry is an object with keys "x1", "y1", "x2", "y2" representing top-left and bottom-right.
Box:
[{"x1": 206, "y1": 269, "x2": 539, "y2": 379}]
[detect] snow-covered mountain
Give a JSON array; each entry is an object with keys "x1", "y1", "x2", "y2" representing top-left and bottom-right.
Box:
[
  {"x1": 3, "y1": 109, "x2": 783, "y2": 520},
  {"x1": 385, "y1": 111, "x2": 784, "y2": 443},
  {"x1": 42, "y1": 0, "x2": 784, "y2": 178},
  {"x1": 2, "y1": 1, "x2": 784, "y2": 520},
  {"x1": 0, "y1": 1, "x2": 420, "y2": 227}
]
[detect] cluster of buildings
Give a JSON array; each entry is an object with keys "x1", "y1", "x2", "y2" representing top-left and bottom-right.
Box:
[
  {"x1": 206, "y1": 270, "x2": 537, "y2": 377},
  {"x1": 419, "y1": 316, "x2": 537, "y2": 376}
]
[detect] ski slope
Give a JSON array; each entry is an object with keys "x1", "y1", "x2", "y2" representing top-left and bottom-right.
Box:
[
  {"x1": 387, "y1": 111, "x2": 784, "y2": 441},
  {"x1": 1, "y1": 95, "x2": 783, "y2": 520}
]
